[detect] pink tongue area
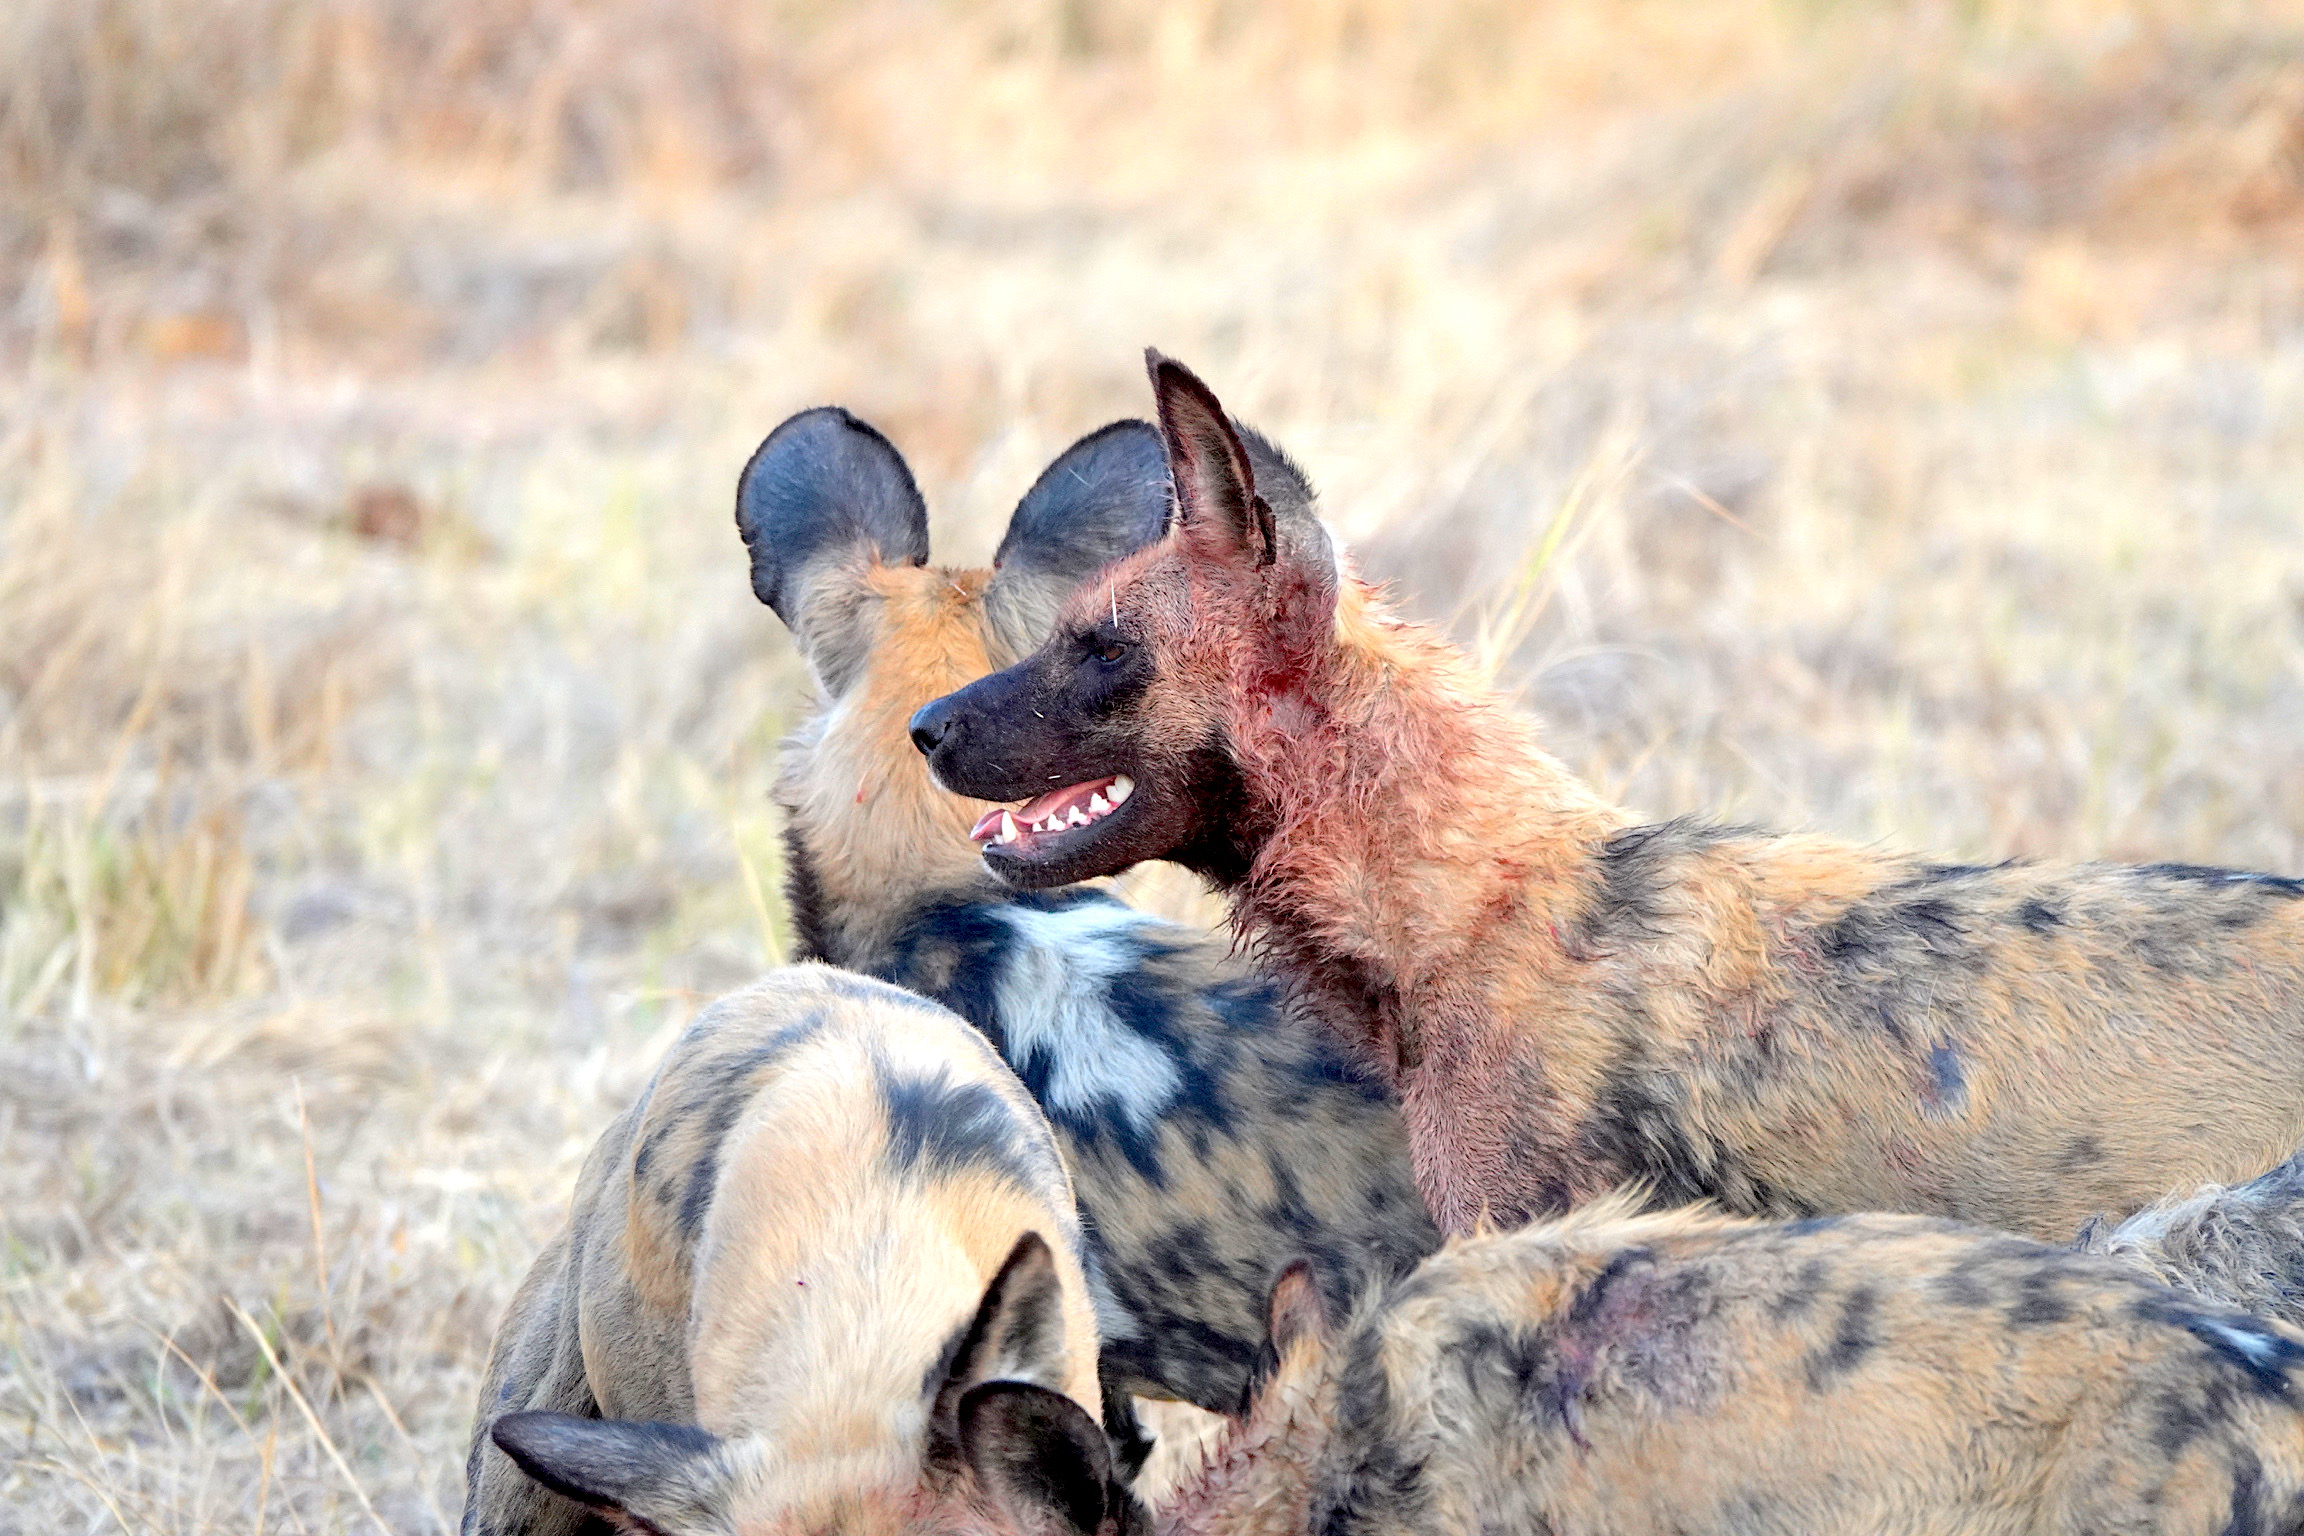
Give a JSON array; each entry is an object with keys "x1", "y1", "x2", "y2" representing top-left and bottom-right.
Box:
[{"x1": 967, "y1": 777, "x2": 1117, "y2": 843}]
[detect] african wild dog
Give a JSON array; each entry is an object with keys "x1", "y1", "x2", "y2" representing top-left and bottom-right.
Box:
[
  {"x1": 911, "y1": 351, "x2": 2304, "y2": 1243},
  {"x1": 731, "y1": 405, "x2": 1437, "y2": 1420},
  {"x1": 462, "y1": 964, "x2": 1103, "y2": 1536},
  {"x1": 495, "y1": 1197, "x2": 2304, "y2": 1536}
]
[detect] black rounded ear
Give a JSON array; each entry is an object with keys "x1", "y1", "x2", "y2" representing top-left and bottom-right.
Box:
[
  {"x1": 1145, "y1": 350, "x2": 1276, "y2": 569},
  {"x1": 734, "y1": 406, "x2": 930, "y2": 629},
  {"x1": 984, "y1": 420, "x2": 1170, "y2": 658},
  {"x1": 960, "y1": 1381, "x2": 1140, "y2": 1536},
  {"x1": 928, "y1": 1232, "x2": 1079, "y2": 1459},
  {"x1": 490, "y1": 1411, "x2": 733, "y2": 1534}
]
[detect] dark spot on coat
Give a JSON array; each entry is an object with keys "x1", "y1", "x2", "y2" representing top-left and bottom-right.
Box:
[
  {"x1": 2016, "y1": 898, "x2": 2063, "y2": 934},
  {"x1": 1804, "y1": 1285, "x2": 1878, "y2": 1390},
  {"x1": 2006, "y1": 1265, "x2": 2073, "y2": 1328},
  {"x1": 1769, "y1": 1258, "x2": 1829, "y2": 1321},
  {"x1": 875, "y1": 1061, "x2": 1050, "y2": 1202},
  {"x1": 1921, "y1": 1041, "x2": 1967, "y2": 1117},
  {"x1": 2057, "y1": 1134, "x2": 2104, "y2": 1175}
]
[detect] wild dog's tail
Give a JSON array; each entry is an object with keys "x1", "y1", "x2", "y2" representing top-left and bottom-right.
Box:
[{"x1": 2075, "y1": 1149, "x2": 2304, "y2": 1327}]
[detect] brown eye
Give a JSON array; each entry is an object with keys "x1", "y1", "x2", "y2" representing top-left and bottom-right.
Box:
[{"x1": 1097, "y1": 640, "x2": 1129, "y2": 665}]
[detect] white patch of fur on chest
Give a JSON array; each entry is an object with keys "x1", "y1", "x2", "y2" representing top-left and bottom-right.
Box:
[{"x1": 991, "y1": 901, "x2": 1185, "y2": 1134}]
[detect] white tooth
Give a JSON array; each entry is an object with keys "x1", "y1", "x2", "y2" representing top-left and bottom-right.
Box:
[
  {"x1": 1035, "y1": 818, "x2": 1057, "y2": 834},
  {"x1": 1109, "y1": 776, "x2": 1133, "y2": 805},
  {"x1": 1065, "y1": 806, "x2": 1090, "y2": 828},
  {"x1": 1087, "y1": 791, "x2": 1111, "y2": 815},
  {"x1": 998, "y1": 811, "x2": 1019, "y2": 845}
]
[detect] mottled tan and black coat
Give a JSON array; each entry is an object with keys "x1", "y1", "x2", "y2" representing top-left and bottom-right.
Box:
[
  {"x1": 734, "y1": 407, "x2": 1436, "y2": 1417},
  {"x1": 1096, "y1": 1202, "x2": 2304, "y2": 1536},
  {"x1": 463, "y1": 965, "x2": 1104, "y2": 1536},
  {"x1": 500, "y1": 1195, "x2": 2304, "y2": 1536},
  {"x1": 914, "y1": 353, "x2": 2304, "y2": 1245}
]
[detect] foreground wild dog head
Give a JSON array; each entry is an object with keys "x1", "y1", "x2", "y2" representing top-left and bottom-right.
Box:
[
  {"x1": 739, "y1": 408, "x2": 1172, "y2": 951},
  {"x1": 492, "y1": 1234, "x2": 1131, "y2": 1536},
  {"x1": 911, "y1": 354, "x2": 1332, "y2": 890},
  {"x1": 491, "y1": 1238, "x2": 1141, "y2": 1536},
  {"x1": 463, "y1": 967, "x2": 1115, "y2": 1536}
]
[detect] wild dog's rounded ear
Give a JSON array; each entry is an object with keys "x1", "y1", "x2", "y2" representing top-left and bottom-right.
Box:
[
  {"x1": 491, "y1": 1411, "x2": 737, "y2": 1534},
  {"x1": 1145, "y1": 350, "x2": 1278, "y2": 571},
  {"x1": 735, "y1": 406, "x2": 930, "y2": 629},
  {"x1": 983, "y1": 420, "x2": 1169, "y2": 659},
  {"x1": 960, "y1": 1381, "x2": 1148, "y2": 1536},
  {"x1": 928, "y1": 1232, "x2": 1079, "y2": 1461}
]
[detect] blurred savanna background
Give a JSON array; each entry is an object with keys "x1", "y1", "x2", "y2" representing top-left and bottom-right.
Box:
[{"x1": 4, "y1": 0, "x2": 2304, "y2": 1527}]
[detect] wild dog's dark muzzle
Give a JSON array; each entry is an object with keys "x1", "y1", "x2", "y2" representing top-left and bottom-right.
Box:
[{"x1": 908, "y1": 695, "x2": 961, "y2": 757}]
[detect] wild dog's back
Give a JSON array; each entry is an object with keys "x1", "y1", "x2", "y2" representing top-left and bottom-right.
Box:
[
  {"x1": 463, "y1": 964, "x2": 1101, "y2": 1535},
  {"x1": 1319, "y1": 1206, "x2": 2304, "y2": 1535}
]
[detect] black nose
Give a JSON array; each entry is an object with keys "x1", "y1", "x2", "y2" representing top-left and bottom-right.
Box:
[{"x1": 909, "y1": 697, "x2": 958, "y2": 757}]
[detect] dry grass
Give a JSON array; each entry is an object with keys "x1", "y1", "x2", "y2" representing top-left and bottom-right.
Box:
[{"x1": 6, "y1": 0, "x2": 2304, "y2": 1528}]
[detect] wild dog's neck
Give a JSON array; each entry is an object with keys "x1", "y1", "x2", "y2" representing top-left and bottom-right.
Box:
[
  {"x1": 775, "y1": 696, "x2": 1007, "y2": 972},
  {"x1": 1225, "y1": 579, "x2": 1627, "y2": 1042}
]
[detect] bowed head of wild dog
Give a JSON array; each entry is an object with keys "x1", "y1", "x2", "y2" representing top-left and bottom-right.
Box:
[
  {"x1": 462, "y1": 965, "x2": 1111, "y2": 1536},
  {"x1": 733, "y1": 408, "x2": 1437, "y2": 1418},
  {"x1": 916, "y1": 350, "x2": 2304, "y2": 1246}
]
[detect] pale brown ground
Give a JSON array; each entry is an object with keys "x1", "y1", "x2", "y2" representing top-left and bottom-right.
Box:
[{"x1": 4, "y1": 2, "x2": 2303, "y2": 1530}]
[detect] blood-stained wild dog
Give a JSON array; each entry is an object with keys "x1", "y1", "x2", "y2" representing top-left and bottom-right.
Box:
[
  {"x1": 495, "y1": 1195, "x2": 2304, "y2": 1536},
  {"x1": 912, "y1": 351, "x2": 2304, "y2": 1243},
  {"x1": 732, "y1": 407, "x2": 1437, "y2": 1418},
  {"x1": 463, "y1": 964, "x2": 1104, "y2": 1536}
]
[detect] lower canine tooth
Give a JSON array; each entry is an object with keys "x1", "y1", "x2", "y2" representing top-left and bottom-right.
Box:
[{"x1": 998, "y1": 811, "x2": 1019, "y2": 845}]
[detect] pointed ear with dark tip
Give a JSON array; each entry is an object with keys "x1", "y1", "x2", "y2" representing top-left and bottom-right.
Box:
[
  {"x1": 928, "y1": 1232, "x2": 1078, "y2": 1460},
  {"x1": 490, "y1": 1412, "x2": 735, "y2": 1535},
  {"x1": 734, "y1": 406, "x2": 930, "y2": 690},
  {"x1": 961, "y1": 1381, "x2": 1144, "y2": 1536},
  {"x1": 1145, "y1": 351, "x2": 1276, "y2": 571},
  {"x1": 1237, "y1": 1259, "x2": 1332, "y2": 1413},
  {"x1": 983, "y1": 420, "x2": 1170, "y2": 660},
  {"x1": 1267, "y1": 1259, "x2": 1332, "y2": 1358}
]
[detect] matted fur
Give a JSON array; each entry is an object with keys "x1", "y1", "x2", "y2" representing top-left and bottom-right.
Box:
[
  {"x1": 756, "y1": 411, "x2": 1437, "y2": 1415},
  {"x1": 461, "y1": 964, "x2": 1101, "y2": 1536},
  {"x1": 2079, "y1": 1150, "x2": 2304, "y2": 1327},
  {"x1": 915, "y1": 354, "x2": 2304, "y2": 1246}
]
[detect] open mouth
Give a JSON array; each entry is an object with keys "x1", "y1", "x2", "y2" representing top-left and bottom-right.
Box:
[{"x1": 968, "y1": 775, "x2": 1134, "y2": 852}]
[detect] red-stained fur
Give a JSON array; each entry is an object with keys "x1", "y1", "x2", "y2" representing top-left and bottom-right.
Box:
[{"x1": 916, "y1": 352, "x2": 2304, "y2": 1242}]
